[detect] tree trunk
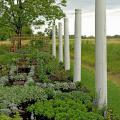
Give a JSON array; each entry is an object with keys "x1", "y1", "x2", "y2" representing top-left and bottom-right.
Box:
[
  {"x1": 17, "y1": 29, "x2": 22, "y2": 49},
  {"x1": 18, "y1": 33, "x2": 22, "y2": 49}
]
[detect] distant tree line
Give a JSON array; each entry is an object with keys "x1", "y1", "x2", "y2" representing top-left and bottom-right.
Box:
[
  {"x1": 107, "y1": 35, "x2": 120, "y2": 39},
  {"x1": 69, "y1": 35, "x2": 120, "y2": 40}
]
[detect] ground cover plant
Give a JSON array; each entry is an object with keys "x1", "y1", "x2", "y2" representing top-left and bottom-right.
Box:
[
  {"x1": 27, "y1": 93, "x2": 104, "y2": 120},
  {"x1": 0, "y1": 113, "x2": 21, "y2": 120}
]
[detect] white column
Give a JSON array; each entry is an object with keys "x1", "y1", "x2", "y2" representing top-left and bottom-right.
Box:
[
  {"x1": 58, "y1": 22, "x2": 63, "y2": 63},
  {"x1": 73, "y1": 9, "x2": 82, "y2": 82},
  {"x1": 64, "y1": 17, "x2": 70, "y2": 70},
  {"x1": 52, "y1": 25, "x2": 56, "y2": 58},
  {"x1": 95, "y1": 0, "x2": 107, "y2": 108}
]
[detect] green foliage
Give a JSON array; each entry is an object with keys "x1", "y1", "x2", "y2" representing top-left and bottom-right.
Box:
[
  {"x1": 112, "y1": 113, "x2": 120, "y2": 120},
  {"x1": 0, "y1": 65, "x2": 9, "y2": 76},
  {"x1": 33, "y1": 51, "x2": 53, "y2": 82},
  {"x1": 105, "y1": 108, "x2": 120, "y2": 120},
  {"x1": 45, "y1": 87, "x2": 56, "y2": 99},
  {"x1": 0, "y1": 23, "x2": 11, "y2": 41},
  {"x1": 0, "y1": 113, "x2": 21, "y2": 120},
  {"x1": 27, "y1": 96, "x2": 104, "y2": 120},
  {"x1": 54, "y1": 91, "x2": 93, "y2": 110},
  {"x1": 0, "y1": 45, "x2": 9, "y2": 55},
  {"x1": 12, "y1": 73, "x2": 26, "y2": 81},
  {"x1": 0, "y1": 45, "x2": 22, "y2": 64},
  {"x1": 0, "y1": 35, "x2": 9, "y2": 41},
  {"x1": 77, "y1": 67, "x2": 120, "y2": 116},
  {"x1": 70, "y1": 39, "x2": 120, "y2": 115},
  {"x1": 0, "y1": 86, "x2": 47, "y2": 109},
  {"x1": 29, "y1": 50, "x2": 68, "y2": 82},
  {"x1": 70, "y1": 39, "x2": 120, "y2": 74},
  {"x1": 0, "y1": 0, "x2": 66, "y2": 36},
  {"x1": 30, "y1": 39, "x2": 44, "y2": 49},
  {"x1": 0, "y1": 53, "x2": 20, "y2": 65},
  {"x1": 22, "y1": 25, "x2": 32, "y2": 35},
  {"x1": 38, "y1": 59, "x2": 49, "y2": 83}
]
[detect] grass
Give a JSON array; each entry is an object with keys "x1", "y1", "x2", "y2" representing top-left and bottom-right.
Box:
[
  {"x1": 107, "y1": 43, "x2": 120, "y2": 73},
  {"x1": 81, "y1": 67, "x2": 120, "y2": 115},
  {"x1": 70, "y1": 39, "x2": 120, "y2": 74},
  {"x1": 70, "y1": 38, "x2": 120, "y2": 115},
  {"x1": 0, "y1": 45, "x2": 20, "y2": 64},
  {"x1": 70, "y1": 61, "x2": 120, "y2": 115}
]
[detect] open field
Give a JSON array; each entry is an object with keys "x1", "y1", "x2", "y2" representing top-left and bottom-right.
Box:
[
  {"x1": 69, "y1": 38, "x2": 120, "y2": 84},
  {"x1": 0, "y1": 40, "x2": 30, "y2": 46}
]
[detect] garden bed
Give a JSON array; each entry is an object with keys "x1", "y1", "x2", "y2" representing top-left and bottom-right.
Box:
[{"x1": 0, "y1": 42, "x2": 120, "y2": 120}]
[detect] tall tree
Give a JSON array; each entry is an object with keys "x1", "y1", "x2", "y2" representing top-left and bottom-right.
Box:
[{"x1": 0, "y1": 0, "x2": 66, "y2": 48}]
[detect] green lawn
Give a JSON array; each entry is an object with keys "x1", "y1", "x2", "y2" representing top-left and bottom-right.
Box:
[
  {"x1": 81, "y1": 68, "x2": 120, "y2": 115},
  {"x1": 70, "y1": 39, "x2": 120, "y2": 74},
  {"x1": 70, "y1": 39, "x2": 120, "y2": 115},
  {"x1": 70, "y1": 61, "x2": 120, "y2": 115}
]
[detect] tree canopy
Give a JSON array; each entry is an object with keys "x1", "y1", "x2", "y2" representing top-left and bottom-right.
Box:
[{"x1": 0, "y1": 0, "x2": 66, "y2": 47}]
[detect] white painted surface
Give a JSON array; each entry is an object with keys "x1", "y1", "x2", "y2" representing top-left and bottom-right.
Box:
[
  {"x1": 95, "y1": 0, "x2": 107, "y2": 108},
  {"x1": 64, "y1": 17, "x2": 70, "y2": 70},
  {"x1": 58, "y1": 22, "x2": 63, "y2": 63},
  {"x1": 52, "y1": 25, "x2": 56, "y2": 58},
  {"x1": 74, "y1": 9, "x2": 82, "y2": 82}
]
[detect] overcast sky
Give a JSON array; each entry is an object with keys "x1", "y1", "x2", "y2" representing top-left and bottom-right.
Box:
[
  {"x1": 64, "y1": 0, "x2": 120, "y2": 11},
  {"x1": 59, "y1": 0, "x2": 120, "y2": 36},
  {"x1": 35, "y1": 0, "x2": 120, "y2": 36}
]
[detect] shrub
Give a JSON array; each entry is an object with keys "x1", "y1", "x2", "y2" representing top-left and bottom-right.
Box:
[
  {"x1": 0, "y1": 35, "x2": 9, "y2": 41},
  {"x1": 0, "y1": 86, "x2": 47, "y2": 109},
  {"x1": 54, "y1": 91, "x2": 93, "y2": 110},
  {"x1": 54, "y1": 82, "x2": 76, "y2": 91},
  {"x1": 27, "y1": 98, "x2": 104, "y2": 120},
  {"x1": 32, "y1": 52, "x2": 68, "y2": 83},
  {"x1": 0, "y1": 113, "x2": 21, "y2": 120}
]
